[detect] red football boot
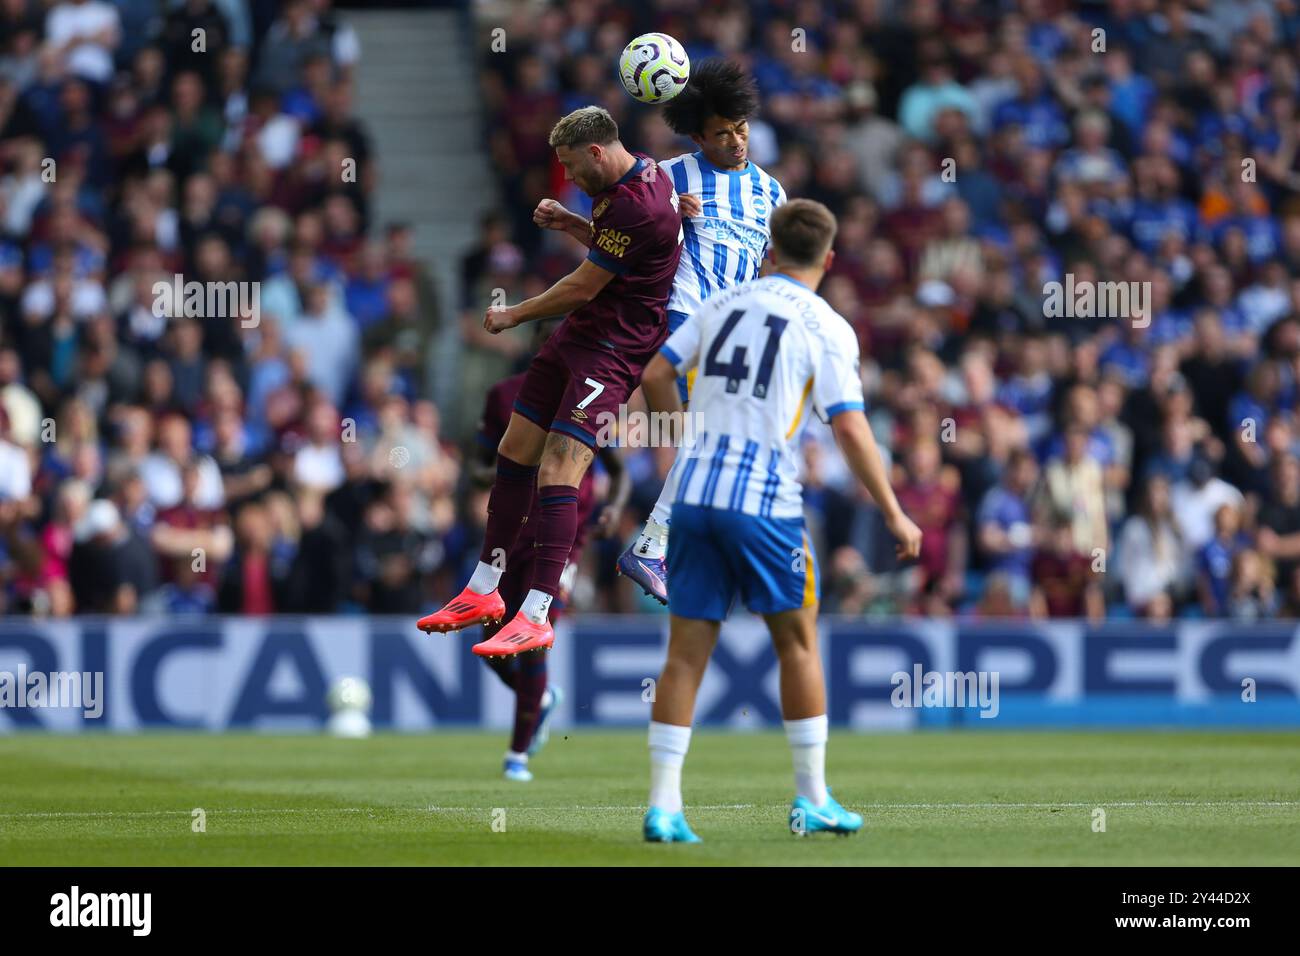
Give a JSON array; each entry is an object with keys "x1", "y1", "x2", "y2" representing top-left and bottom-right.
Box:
[
  {"x1": 417, "y1": 586, "x2": 506, "y2": 633},
  {"x1": 472, "y1": 611, "x2": 555, "y2": 657}
]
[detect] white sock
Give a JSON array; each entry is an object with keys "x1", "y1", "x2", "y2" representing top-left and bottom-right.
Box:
[
  {"x1": 520, "y1": 588, "x2": 553, "y2": 625},
  {"x1": 467, "y1": 560, "x2": 502, "y2": 595},
  {"x1": 648, "y1": 720, "x2": 692, "y2": 814},
  {"x1": 633, "y1": 516, "x2": 670, "y2": 560},
  {"x1": 506, "y1": 750, "x2": 528, "y2": 764},
  {"x1": 648, "y1": 453, "x2": 683, "y2": 529},
  {"x1": 784, "y1": 714, "x2": 828, "y2": 807}
]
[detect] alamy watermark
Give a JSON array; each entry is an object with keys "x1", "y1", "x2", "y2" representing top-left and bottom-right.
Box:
[
  {"x1": 152, "y1": 274, "x2": 261, "y2": 328},
  {"x1": 1042, "y1": 275, "x2": 1150, "y2": 328},
  {"x1": 890, "y1": 665, "x2": 1000, "y2": 719},
  {"x1": 591, "y1": 405, "x2": 704, "y2": 448},
  {"x1": 50, "y1": 886, "x2": 150, "y2": 936},
  {"x1": 0, "y1": 666, "x2": 103, "y2": 719}
]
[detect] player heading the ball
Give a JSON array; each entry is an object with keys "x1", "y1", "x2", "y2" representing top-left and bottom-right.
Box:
[
  {"x1": 615, "y1": 59, "x2": 787, "y2": 605},
  {"x1": 416, "y1": 106, "x2": 682, "y2": 657}
]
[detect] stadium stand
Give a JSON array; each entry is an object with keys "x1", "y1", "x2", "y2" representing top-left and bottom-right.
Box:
[
  {"x1": 5, "y1": 0, "x2": 1300, "y2": 624},
  {"x1": 469, "y1": 0, "x2": 1300, "y2": 621},
  {"x1": 0, "y1": 0, "x2": 458, "y2": 616}
]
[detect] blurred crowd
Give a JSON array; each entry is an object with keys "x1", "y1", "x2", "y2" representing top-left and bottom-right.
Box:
[
  {"x1": 472, "y1": 0, "x2": 1300, "y2": 621},
  {"x1": 0, "y1": 0, "x2": 452, "y2": 617},
  {"x1": 9, "y1": 0, "x2": 1300, "y2": 623}
]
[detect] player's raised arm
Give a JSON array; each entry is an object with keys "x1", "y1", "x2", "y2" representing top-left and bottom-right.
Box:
[
  {"x1": 533, "y1": 198, "x2": 594, "y2": 244},
  {"x1": 490, "y1": 107, "x2": 680, "y2": 335},
  {"x1": 484, "y1": 258, "x2": 616, "y2": 332}
]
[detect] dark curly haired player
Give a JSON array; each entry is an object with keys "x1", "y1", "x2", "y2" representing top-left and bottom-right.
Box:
[{"x1": 614, "y1": 60, "x2": 788, "y2": 606}]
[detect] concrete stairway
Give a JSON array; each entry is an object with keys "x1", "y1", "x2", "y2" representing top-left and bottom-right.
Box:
[{"x1": 350, "y1": 7, "x2": 497, "y2": 413}]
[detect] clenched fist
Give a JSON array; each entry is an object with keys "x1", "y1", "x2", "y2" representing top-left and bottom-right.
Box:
[
  {"x1": 484, "y1": 306, "x2": 519, "y2": 334},
  {"x1": 533, "y1": 198, "x2": 572, "y2": 230},
  {"x1": 886, "y1": 510, "x2": 924, "y2": 562}
]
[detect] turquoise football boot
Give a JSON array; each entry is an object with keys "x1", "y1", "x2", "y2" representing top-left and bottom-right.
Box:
[
  {"x1": 789, "y1": 789, "x2": 863, "y2": 836},
  {"x1": 643, "y1": 807, "x2": 702, "y2": 843},
  {"x1": 503, "y1": 756, "x2": 533, "y2": 782}
]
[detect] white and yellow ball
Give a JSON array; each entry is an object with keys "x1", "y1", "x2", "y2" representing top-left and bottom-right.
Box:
[{"x1": 618, "y1": 33, "x2": 690, "y2": 104}]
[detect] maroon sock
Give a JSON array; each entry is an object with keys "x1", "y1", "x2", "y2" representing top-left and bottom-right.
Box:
[
  {"x1": 531, "y1": 484, "x2": 579, "y2": 598},
  {"x1": 479, "y1": 455, "x2": 538, "y2": 569},
  {"x1": 510, "y1": 650, "x2": 549, "y2": 753}
]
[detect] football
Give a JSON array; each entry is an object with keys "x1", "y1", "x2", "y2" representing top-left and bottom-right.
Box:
[
  {"x1": 326, "y1": 676, "x2": 373, "y2": 714},
  {"x1": 618, "y1": 32, "x2": 690, "y2": 103},
  {"x1": 326, "y1": 676, "x2": 373, "y2": 738}
]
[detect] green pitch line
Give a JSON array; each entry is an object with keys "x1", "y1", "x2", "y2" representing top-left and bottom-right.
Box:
[{"x1": 0, "y1": 731, "x2": 1296, "y2": 866}]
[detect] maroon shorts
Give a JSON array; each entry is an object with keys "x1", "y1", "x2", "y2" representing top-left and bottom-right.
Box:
[{"x1": 512, "y1": 324, "x2": 649, "y2": 448}]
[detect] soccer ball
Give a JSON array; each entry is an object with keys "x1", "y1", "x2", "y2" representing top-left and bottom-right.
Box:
[
  {"x1": 618, "y1": 33, "x2": 690, "y2": 104},
  {"x1": 327, "y1": 676, "x2": 372, "y2": 713},
  {"x1": 326, "y1": 676, "x2": 373, "y2": 739}
]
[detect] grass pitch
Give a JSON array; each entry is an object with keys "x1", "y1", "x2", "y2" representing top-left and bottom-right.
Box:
[{"x1": 0, "y1": 731, "x2": 1296, "y2": 866}]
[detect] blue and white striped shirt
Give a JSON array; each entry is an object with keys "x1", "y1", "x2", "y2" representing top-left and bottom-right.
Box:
[
  {"x1": 660, "y1": 152, "x2": 786, "y2": 317},
  {"x1": 661, "y1": 274, "x2": 865, "y2": 519}
]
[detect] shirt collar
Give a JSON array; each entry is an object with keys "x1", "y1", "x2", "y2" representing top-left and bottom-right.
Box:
[{"x1": 617, "y1": 155, "x2": 645, "y2": 184}]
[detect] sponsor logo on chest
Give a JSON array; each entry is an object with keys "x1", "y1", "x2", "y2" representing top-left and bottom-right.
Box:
[{"x1": 595, "y1": 228, "x2": 632, "y2": 258}]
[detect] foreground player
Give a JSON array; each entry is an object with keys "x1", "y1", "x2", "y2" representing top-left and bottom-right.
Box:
[
  {"x1": 417, "y1": 106, "x2": 682, "y2": 656},
  {"x1": 615, "y1": 59, "x2": 786, "y2": 605},
  {"x1": 472, "y1": 320, "x2": 630, "y2": 781},
  {"x1": 636, "y1": 200, "x2": 922, "y2": 842}
]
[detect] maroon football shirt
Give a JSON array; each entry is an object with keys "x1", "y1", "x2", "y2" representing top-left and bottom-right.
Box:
[{"x1": 572, "y1": 153, "x2": 683, "y2": 357}]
